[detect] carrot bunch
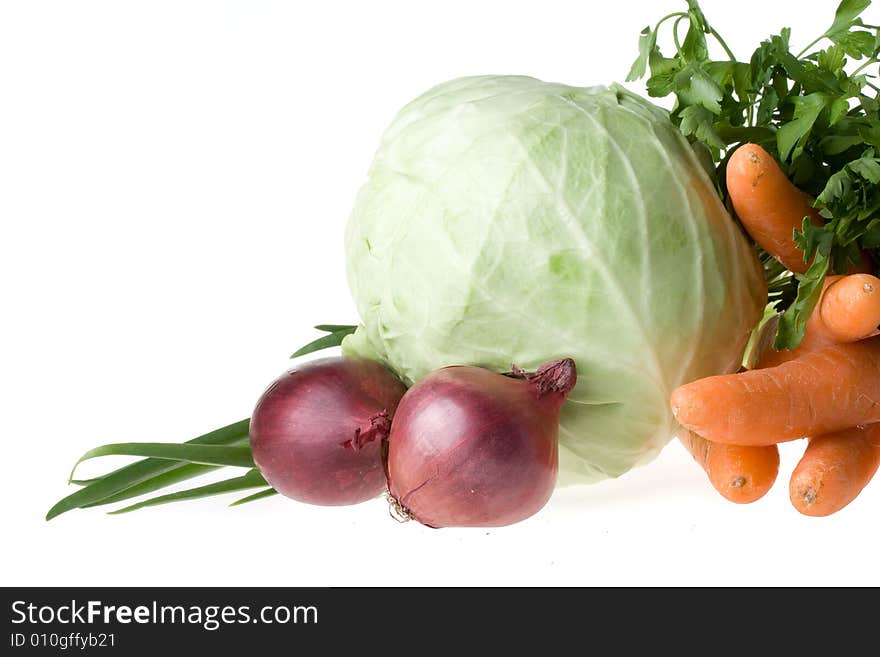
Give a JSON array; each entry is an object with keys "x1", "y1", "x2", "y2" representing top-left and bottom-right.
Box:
[{"x1": 675, "y1": 144, "x2": 880, "y2": 516}]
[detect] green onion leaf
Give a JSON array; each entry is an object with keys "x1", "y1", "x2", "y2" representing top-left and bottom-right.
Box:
[
  {"x1": 80, "y1": 463, "x2": 220, "y2": 508},
  {"x1": 46, "y1": 419, "x2": 249, "y2": 520},
  {"x1": 69, "y1": 443, "x2": 254, "y2": 482},
  {"x1": 313, "y1": 324, "x2": 357, "y2": 333},
  {"x1": 290, "y1": 326, "x2": 357, "y2": 358},
  {"x1": 75, "y1": 419, "x2": 249, "y2": 483},
  {"x1": 108, "y1": 470, "x2": 268, "y2": 515},
  {"x1": 230, "y1": 488, "x2": 278, "y2": 507},
  {"x1": 76, "y1": 433, "x2": 249, "y2": 508}
]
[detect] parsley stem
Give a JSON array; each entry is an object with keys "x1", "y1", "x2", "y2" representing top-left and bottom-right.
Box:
[
  {"x1": 852, "y1": 57, "x2": 878, "y2": 76},
  {"x1": 709, "y1": 27, "x2": 737, "y2": 62},
  {"x1": 796, "y1": 36, "x2": 825, "y2": 59},
  {"x1": 653, "y1": 12, "x2": 687, "y2": 34},
  {"x1": 672, "y1": 15, "x2": 687, "y2": 59}
]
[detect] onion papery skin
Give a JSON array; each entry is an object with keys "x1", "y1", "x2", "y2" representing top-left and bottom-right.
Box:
[
  {"x1": 388, "y1": 359, "x2": 575, "y2": 527},
  {"x1": 250, "y1": 357, "x2": 406, "y2": 506}
]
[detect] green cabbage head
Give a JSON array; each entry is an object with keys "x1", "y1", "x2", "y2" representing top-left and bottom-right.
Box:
[{"x1": 342, "y1": 75, "x2": 766, "y2": 484}]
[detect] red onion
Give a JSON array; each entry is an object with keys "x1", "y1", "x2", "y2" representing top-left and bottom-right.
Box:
[
  {"x1": 387, "y1": 358, "x2": 577, "y2": 527},
  {"x1": 250, "y1": 356, "x2": 406, "y2": 506}
]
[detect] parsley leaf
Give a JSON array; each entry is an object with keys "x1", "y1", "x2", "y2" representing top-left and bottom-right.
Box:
[
  {"x1": 631, "y1": 0, "x2": 880, "y2": 350},
  {"x1": 831, "y1": 29, "x2": 876, "y2": 58},
  {"x1": 776, "y1": 92, "x2": 830, "y2": 161},
  {"x1": 627, "y1": 26, "x2": 658, "y2": 81},
  {"x1": 826, "y1": 0, "x2": 872, "y2": 38},
  {"x1": 774, "y1": 254, "x2": 831, "y2": 349}
]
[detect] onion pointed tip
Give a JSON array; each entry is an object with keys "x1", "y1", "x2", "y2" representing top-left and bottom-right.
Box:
[
  {"x1": 341, "y1": 410, "x2": 392, "y2": 450},
  {"x1": 531, "y1": 358, "x2": 577, "y2": 398}
]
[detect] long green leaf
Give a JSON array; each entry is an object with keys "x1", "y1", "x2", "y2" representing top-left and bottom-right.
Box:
[
  {"x1": 230, "y1": 488, "x2": 278, "y2": 507},
  {"x1": 70, "y1": 443, "x2": 254, "y2": 482},
  {"x1": 47, "y1": 419, "x2": 249, "y2": 520},
  {"x1": 79, "y1": 419, "x2": 250, "y2": 483},
  {"x1": 290, "y1": 326, "x2": 357, "y2": 359},
  {"x1": 76, "y1": 434, "x2": 248, "y2": 508},
  {"x1": 314, "y1": 324, "x2": 357, "y2": 333},
  {"x1": 108, "y1": 470, "x2": 267, "y2": 514},
  {"x1": 81, "y1": 463, "x2": 219, "y2": 508}
]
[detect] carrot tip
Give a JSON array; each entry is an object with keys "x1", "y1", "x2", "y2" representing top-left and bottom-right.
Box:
[
  {"x1": 730, "y1": 476, "x2": 746, "y2": 489},
  {"x1": 801, "y1": 487, "x2": 817, "y2": 506}
]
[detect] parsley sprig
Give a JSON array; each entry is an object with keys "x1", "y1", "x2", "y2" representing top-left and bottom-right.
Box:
[{"x1": 629, "y1": 0, "x2": 880, "y2": 349}]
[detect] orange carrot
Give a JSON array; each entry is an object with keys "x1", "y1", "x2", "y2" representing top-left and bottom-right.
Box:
[
  {"x1": 727, "y1": 143, "x2": 822, "y2": 274},
  {"x1": 789, "y1": 424, "x2": 880, "y2": 517},
  {"x1": 756, "y1": 277, "x2": 840, "y2": 369},
  {"x1": 752, "y1": 314, "x2": 819, "y2": 369},
  {"x1": 670, "y1": 335, "x2": 880, "y2": 445},
  {"x1": 680, "y1": 317, "x2": 781, "y2": 503},
  {"x1": 755, "y1": 274, "x2": 880, "y2": 368},
  {"x1": 678, "y1": 429, "x2": 779, "y2": 504},
  {"x1": 815, "y1": 273, "x2": 880, "y2": 343}
]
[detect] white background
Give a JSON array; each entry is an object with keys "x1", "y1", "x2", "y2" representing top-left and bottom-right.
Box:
[{"x1": 3, "y1": 0, "x2": 878, "y2": 586}]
